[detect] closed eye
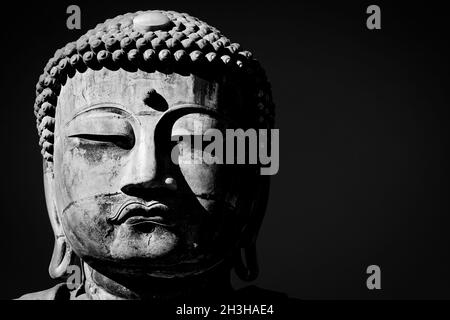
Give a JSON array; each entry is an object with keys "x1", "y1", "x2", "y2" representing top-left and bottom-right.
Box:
[{"x1": 69, "y1": 134, "x2": 134, "y2": 150}]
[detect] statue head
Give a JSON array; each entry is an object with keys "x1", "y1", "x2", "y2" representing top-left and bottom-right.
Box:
[{"x1": 34, "y1": 10, "x2": 274, "y2": 296}]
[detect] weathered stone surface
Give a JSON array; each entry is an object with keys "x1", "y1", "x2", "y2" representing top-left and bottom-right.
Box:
[{"x1": 21, "y1": 9, "x2": 274, "y2": 300}]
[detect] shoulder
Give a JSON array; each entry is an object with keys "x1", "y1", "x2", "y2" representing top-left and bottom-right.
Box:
[{"x1": 15, "y1": 283, "x2": 72, "y2": 300}]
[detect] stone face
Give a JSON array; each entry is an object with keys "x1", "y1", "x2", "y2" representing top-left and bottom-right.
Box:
[
  {"x1": 52, "y1": 69, "x2": 256, "y2": 279},
  {"x1": 22, "y1": 9, "x2": 273, "y2": 300}
]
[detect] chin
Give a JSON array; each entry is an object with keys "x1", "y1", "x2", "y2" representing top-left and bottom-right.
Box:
[
  {"x1": 82, "y1": 251, "x2": 226, "y2": 281},
  {"x1": 65, "y1": 212, "x2": 231, "y2": 280},
  {"x1": 76, "y1": 242, "x2": 228, "y2": 281},
  {"x1": 69, "y1": 228, "x2": 226, "y2": 278},
  {"x1": 109, "y1": 224, "x2": 179, "y2": 260}
]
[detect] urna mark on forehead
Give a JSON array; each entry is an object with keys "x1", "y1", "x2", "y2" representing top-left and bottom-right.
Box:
[{"x1": 56, "y1": 68, "x2": 227, "y2": 122}]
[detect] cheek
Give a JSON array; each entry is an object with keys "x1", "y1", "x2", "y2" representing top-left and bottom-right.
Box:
[
  {"x1": 178, "y1": 162, "x2": 238, "y2": 200},
  {"x1": 56, "y1": 140, "x2": 127, "y2": 202},
  {"x1": 178, "y1": 163, "x2": 242, "y2": 211},
  {"x1": 179, "y1": 163, "x2": 219, "y2": 195},
  {"x1": 61, "y1": 197, "x2": 115, "y2": 260}
]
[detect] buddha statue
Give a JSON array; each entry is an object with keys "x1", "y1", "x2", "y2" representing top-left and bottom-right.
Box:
[{"x1": 18, "y1": 10, "x2": 279, "y2": 301}]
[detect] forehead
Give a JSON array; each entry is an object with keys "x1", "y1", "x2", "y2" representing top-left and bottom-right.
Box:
[{"x1": 57, "y1": 69, "x2": 242, "y2": 121}]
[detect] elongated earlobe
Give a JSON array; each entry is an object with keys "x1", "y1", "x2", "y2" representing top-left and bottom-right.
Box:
[
  {"x1": 233, "y1": 175, "x2": 270, "y2": 282},
  {"x1": 49, "y1": 236, "x2": 73, "y2": 278},
  {"x1": 43, "y1": 160, "x2": 77, "y2": 279},
  {"x1": 233, "y1": 243, "x2": 259, "y2": 281}
]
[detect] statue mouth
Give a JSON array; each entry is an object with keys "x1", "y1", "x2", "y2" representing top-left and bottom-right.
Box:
[{"x1": 108, "y1": 201, "x2": 175, "y2": 229}]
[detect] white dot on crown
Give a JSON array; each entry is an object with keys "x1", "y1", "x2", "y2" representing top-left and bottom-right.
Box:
[{"x1": 133, "y1": 12, "x2": 171, "y2": 33}]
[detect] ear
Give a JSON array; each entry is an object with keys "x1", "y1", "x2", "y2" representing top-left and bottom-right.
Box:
[
  {"x1": 234, "y1": 175, "x2": 270, "y2": 281},
  {"x1": 43, "y1": 161, "x2": 75, "y2": 279}
]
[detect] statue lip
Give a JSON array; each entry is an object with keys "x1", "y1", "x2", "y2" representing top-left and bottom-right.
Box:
[{"x1": 108, "y1": 201, "x2": 175, "y2": 227}]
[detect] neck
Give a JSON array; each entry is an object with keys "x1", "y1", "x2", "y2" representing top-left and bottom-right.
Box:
[{"x1": 82, "y1": 262, "x2": 234, "y2": 301}]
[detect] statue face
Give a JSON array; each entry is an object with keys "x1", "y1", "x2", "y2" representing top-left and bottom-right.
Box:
[{"x1": 52, "y1": 69, "x2": 255, "y2": 278}]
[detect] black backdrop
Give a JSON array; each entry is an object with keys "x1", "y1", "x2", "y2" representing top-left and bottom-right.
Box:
[{"x1": 1, "y1": 0, "x2": 449, "y2": 299}]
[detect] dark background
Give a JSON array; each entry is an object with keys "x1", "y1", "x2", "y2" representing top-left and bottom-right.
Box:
[{"x1": 1, "y1": 0, "x2": 449, "y2": 300}]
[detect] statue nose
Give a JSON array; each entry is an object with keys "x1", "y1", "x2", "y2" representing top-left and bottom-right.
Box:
[{"x1": 120, "y1": 136, "x2": 166, "y2": 196}]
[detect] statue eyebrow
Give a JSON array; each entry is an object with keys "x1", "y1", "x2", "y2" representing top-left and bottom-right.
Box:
[
  {"x1": 71, "y1": 104, "x2": 133, "y2": 119},
  {"x1": 166, "y1": 103, "x2": 223, "y2": 118},
  {"x1": 153, "y1": 103, "x2": 238, "y2": 128},
  {"x1": 135, "y1": 103, "x2": 212, "y2": 116},
  {"x1": 66, "y1": 104, "x2": 136, "y2": 128}
]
